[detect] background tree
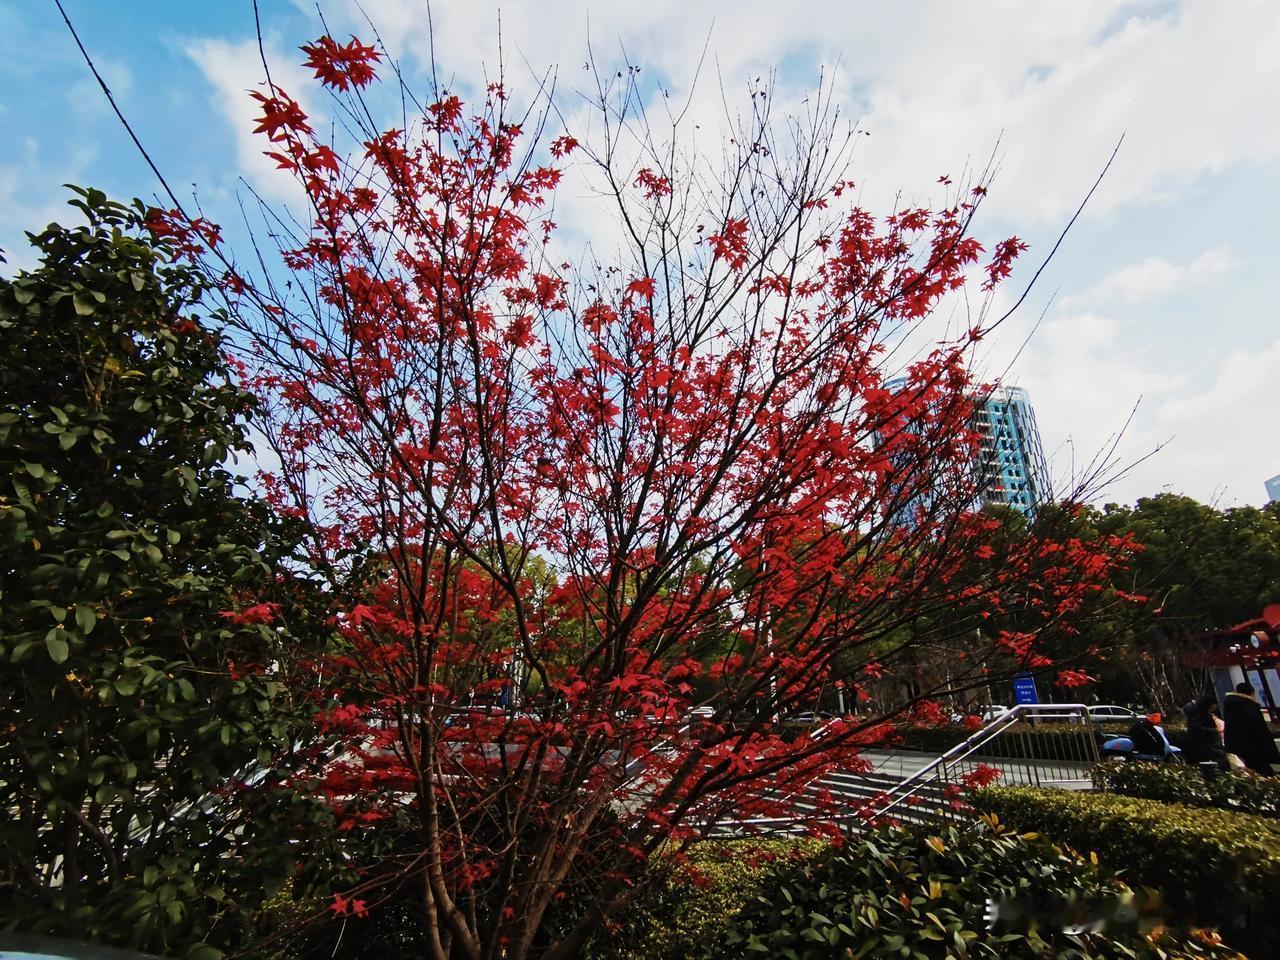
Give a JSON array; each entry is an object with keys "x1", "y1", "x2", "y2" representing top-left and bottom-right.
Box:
[
  {"x1": 998, "y1": 494, "x2": 1280, "y2": 711},
  {"x1": 0, "y1": 189, "x2": 334, "y2": 957},
  {"x1": 152, "y1": 34, "x2": 1140, "y2": 960},
  {"x1": 1095, "y1": 494, "x2": 1280, "y2": 708},
  {"x1": 1100, "y1": 495, "x2": 1280, "y2": 629}
]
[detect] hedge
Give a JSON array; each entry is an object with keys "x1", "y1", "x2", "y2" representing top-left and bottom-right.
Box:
[
  {"x1": 1095, "y1": 760, "x2": 1280, "y2": 818},
  {"x1": 717, "y1": 817, "x2": 1242, "y2": 960},
  {"x1": 592, "y1": 822, "x2": 1243, "y2": 960},
  {"x1": 588, "y1": 839, "x2": 820, "y2": 960},
  {"x1": 973, "y1": 786, "x2": 1280, "y2": 956}
]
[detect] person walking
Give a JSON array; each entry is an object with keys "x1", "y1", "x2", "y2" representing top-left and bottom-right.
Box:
[
  {"x1": 1182, "y1": 693, "x2": 1227, "y2": 768},
  {"x1": 1222, "y1": 682, "x2": 1280, "y2": 775}
]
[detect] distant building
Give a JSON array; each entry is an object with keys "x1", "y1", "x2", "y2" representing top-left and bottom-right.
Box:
[
  {"x1": 1267, "y1": 475, "x2": 1280, "y2": 504},
  {"x1": 974, "y1": 386, "x2": 1050, "y2": 519},
  {"x1": 880, "y1": 380, "x2": 1050, "y2": 526}
]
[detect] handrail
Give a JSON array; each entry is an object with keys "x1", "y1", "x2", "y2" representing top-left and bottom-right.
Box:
[
  {"x1": 621, "y1": 719, "x2": 694, "y2": 779},
  {"x1": 869, "y1": 703, "x2": 1097, "y2": 822}
]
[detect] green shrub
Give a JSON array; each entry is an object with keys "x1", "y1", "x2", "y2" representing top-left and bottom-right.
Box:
[
  {"x1": 716, "y1": 817, "x2": 1241, "y2": 960},
  {"x1": 974, "y1": 786, "x2": 1280, "y2": 956},
  {"x1": 595, "y1": 823, "x2": 1241, "y2": 960},
  {"x1": 0, "y1": 188, "x2": 337, "y2": 957},
  {"x1": 1095, "y1": 760, "x2": 1280, "y2": 818},
  {"x1": 590, "y1": 839, "x2": 820, "y2": 960}
]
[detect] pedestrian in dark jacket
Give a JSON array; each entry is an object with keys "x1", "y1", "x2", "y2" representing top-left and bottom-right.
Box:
[
  {"x1": 1182, "y1": 693, "x2": 1227, "y2": 767},
  {"x1": 1222, "y1": 682, "x2": 1280, "y2": 774}
]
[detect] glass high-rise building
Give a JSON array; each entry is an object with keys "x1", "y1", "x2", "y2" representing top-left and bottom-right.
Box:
[
  {"x1": 973, "y1": 386, "x2": 1050, "y2": 519},
  {"x1": 1266, "y1": 475, "x2": 1280, "y2": 504},
  {"x1": 879, "y1": 380, "x2": 1050, "y2": 525}
]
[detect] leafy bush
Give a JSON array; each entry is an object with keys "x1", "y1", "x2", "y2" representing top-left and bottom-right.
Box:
[
  {"x1": 261, "y1": 811, "x2": 636, "y2": 960},
  {"x1": 589, "y1": 839, "x2": 820, "y2": 960},
  {"x1": 0, "y1": 189, "x2": 336, "y2": 957},
  {"x1": 1095, "y1": 759, "x2": 1280, "y2": 818},
  {"x1": 716, "y1": 816, "x2": 1241, "y2": 959},
  {"x1": 974, "y1": 786, "x2": 1280, "y2": 956},
  {"x1": 594, "y1": 822, "x2": 1241, "y2": 960}
]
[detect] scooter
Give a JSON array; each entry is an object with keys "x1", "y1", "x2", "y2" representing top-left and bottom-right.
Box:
[{"x1": 1100, "y1": 714, "x2": 1184, "y2": 763}]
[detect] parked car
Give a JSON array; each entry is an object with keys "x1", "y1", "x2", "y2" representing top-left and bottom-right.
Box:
[
  {"x1": 951, "y1": 704, "x2": 1011, "y2": 723},
  {"x1": 1087, "y1": 704, "x2": 1138, "y2": 723},
  {"x1": 790, "y1": 710, "x2": 835, "y2": 724},
  {"x1": 685, "y1": 706, "x2": 716, "y2": 722}
]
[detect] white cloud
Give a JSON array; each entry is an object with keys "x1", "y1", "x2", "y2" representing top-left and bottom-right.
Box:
[
  {"x1": 1142, "y1": 336, "x2": 1280, "y2": 507},
  {"x1": 1159, "y1": 337, "x2": 1280, "y2": 426},
  {"x1": 836, "y1": 1, "x2": 1280, "y2": 225},
  {"x1": 66, "y1": 58, "x2": 133, "y2": 118},
  {"x1": 1009, "y1": 310, "x2": 1185, "y2": 495},
  {"x1": 0, "y1": 139, "x2": 97, "y2": 272},
  {"x1": 306, "y1": 0, "x2": 1280, "y2": 227},
  {"x1": 217, "y1": 0, "x2": 1280, "y2": 506},
  {"x1": 1062, "y1": 246, "x2": 1232, "y2": 308},
  {"x1": 185, "y1": 36, "x2": 318, "y2": 204},
  {"x1": 1003, "y1": 307, "x2": 1280, "y2": 508}
]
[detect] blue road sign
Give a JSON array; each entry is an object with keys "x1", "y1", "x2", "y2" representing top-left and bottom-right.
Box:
[{"x1": 1013, "y1": 672, "x2": 1040, "y2": 705}]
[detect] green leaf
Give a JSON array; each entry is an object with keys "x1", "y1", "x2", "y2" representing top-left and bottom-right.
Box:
[
  {"x1": 44, "y1": 629, "x2": 69, "y2": 664},
  {"x1": 75, "y1": 605, "x2": 96, "y2": 635},
  {"x1": 72, "y1": 293, "x2": 96, "y2": 315},
  {"x1": 23, "y1": 461, "x2": 45, "y2": 479}
]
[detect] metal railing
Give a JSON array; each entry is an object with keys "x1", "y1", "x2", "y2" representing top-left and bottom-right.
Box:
[
  {"x1": 868, "y1": 703, "x2": 1100, "y2": 825},
  {"x1": 699, "y1": 703, "x2": 1103, "y2": 837},
  {"x1": 621, "y1": 719, "x2": 695, "y2": 780}
]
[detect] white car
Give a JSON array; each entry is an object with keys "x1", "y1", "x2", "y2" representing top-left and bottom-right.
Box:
[
  {"x1": 1087, "y1": 704, "x2": 1138, "y2": 723},
  {"x1": 790, "y1": 711, "x2": 835, "y2": 724},
  {"x1": 949, "y1": 705, "x2": 1011, "y2": 724}
]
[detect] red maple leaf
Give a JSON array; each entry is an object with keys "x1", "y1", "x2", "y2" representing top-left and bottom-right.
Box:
[
  {"x1": 301, "y1": 35, "x2": 381, "y2": 91},
  {"x1": 219, "y1": 602, "x2": 280, "y2": 626},
  {"x1": 550, "y1": 135, "x2": 579, "y2": 158},
  {"x1": 626, "y1": 276, "x2": 657, "y2": 300}
]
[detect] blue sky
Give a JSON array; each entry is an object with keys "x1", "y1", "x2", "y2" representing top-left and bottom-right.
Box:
[{"x1": 3, "y1": 0, "x2": 1278, "y2": 508}]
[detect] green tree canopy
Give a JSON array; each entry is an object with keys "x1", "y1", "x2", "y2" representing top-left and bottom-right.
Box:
[
  {"x1": 0, "y1": 188, "x2": 331, "y2": 956},
  {"x1": 1096, "y1": 493, "x2": 1280, "y2": 630},
  {"x1": 1025, "y1": 494, "x2": 1280, "y2": 709}
]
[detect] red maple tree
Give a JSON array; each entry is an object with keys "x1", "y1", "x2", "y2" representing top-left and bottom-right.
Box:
[{"x1": 153, "y1": 35, "x2": 1139, "y2": 960}]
